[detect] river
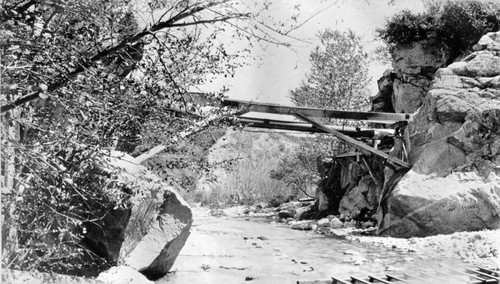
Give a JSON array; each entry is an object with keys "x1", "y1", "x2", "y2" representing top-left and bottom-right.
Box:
[{"x1": 157, "y1": 210, "x2": 467, "y2": 284}]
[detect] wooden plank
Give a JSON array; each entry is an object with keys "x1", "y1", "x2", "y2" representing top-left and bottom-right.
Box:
[
  {"x1": 331, "y1": 277, "x2": 350, "y2": 284},
  {"x1": 239, "y1": 117, "x2": 396, "y2": 138},
  {"x1": 350, "y1": 276, "x2": 371, "y2": 284},
  {"x1": 239, "y1": 119, "x2": 393, "y2": 139},
  {"x1": 296, "y1": 280, "x2": 333, "y2": 284},
  {"x1": 466, "y1": 269, "x2": 500, "y2": 282},
  {"x1": 451, "y1": 270, "x2": 491, "y2": 282},
  {"x1": 367, "y1": 275, "x2": 391, "y2": 284},
  {"x1": 223, "y1": 98, "x2": 412, "y2": 123},
  {"x1": 386, "y1": 274, "x2": 409, "y2": 282},
  {"x1": 294, "y1": 114, "x2": 410, "y2": 169},
  {"x1": 478, "y1": 267, "x2": 500, "y2": 277}
]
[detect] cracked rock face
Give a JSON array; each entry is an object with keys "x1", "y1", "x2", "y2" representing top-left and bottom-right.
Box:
[
  {"x1": 82, "y1": 152, "x2": 193, "y2": 280},
  {"x1": 378, "y1": 31, "x2": 500, "y2": 237},
  {"x1": 390, "y1": 41, "x2": 448, "y2": 113}
]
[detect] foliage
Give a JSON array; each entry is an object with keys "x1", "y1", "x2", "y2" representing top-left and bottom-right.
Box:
[
  {"x1": 378, "y1": 0, "x2": 500, "y2": 61},
  {"x1": 189, "y1": 130, "x2": 303, "y2": 207},
  {"x1": 1, "y1": 0, "x2": 323, "y2": 275},
  {"x1": 289, "y1": 29, "x2": 370, "y2": 114},
  {"x1": 270, "y1": 135, "x2": 338, "y2": 198},
  {"x1": 2, "y1": 146, "x2": 123, "y2": 274}
]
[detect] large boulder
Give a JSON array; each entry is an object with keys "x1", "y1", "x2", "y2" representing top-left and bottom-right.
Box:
[
  {"x1": 378, "y1": 31, "x2": 500, "y2": 237},
  {"x1": 378, "y1": 171, "x2": 500, "y2": 238},
  {"x1": 82, "y1": 152, "x2": 192, "y2": 280},
  {"x1": 390, "y1": 41, "x2": 448, "y2": 113}
]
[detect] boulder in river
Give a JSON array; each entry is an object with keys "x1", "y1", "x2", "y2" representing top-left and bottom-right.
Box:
[
  {"x1": 82, "y1": 152, "x2": 193, "y2": 279},
  {"x1": 278, "y1": 210, "x2": 295, "y2": 219}
]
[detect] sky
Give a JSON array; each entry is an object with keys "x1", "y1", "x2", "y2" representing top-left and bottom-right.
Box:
[{"x1": 204, "y1": 0, "x2": 424, "y2": 105}]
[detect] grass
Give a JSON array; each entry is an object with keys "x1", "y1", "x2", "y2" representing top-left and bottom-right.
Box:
[{"x1": 187, "y1": 129, "x2": 313, "y2": 208}]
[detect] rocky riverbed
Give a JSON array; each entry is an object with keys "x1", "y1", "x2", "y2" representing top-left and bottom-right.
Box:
[
  {"x1": 155, "y1": 205, "x2": 500, "y2": 284},
  {"x1": 215, "y1": 202, "x2": 500, "y2": 270}
]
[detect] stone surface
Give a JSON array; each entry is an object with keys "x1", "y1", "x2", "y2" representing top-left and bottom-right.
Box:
[
  {"x1": 97, "y1": 266, "x2": 153, "y2": 284},
  {"x1": 82, "y1": 152, "x2": 193, "y2": 280},
  {"x1": 474, "y1": 31, "x2": 500, "y2": 51},
  {"x1": 389, "y1": 41, "x2": 448, "y2": 114},
  {"x1": 378, "y1": 171, "x2": 500, "y2": 238},
  {"x1": 290, "y1": 221, "x2": 314, "y2": 231},
  {"x1": 317, "y1": 218, "x2": 330, "y2": 227},
  {"x1": 329, "y1": 217, "x2": 344, "y2": 229},
  {"x1": 378, "y1": 33, "x2": 500, "y2": 237},
  {"x1": 392, "y1": 76, "x2": 431, "y2": 113},
  {"x1": 1, "y1": 269, "x2": 102, "y2": 284},
  {"x1": 278, "y1": 210, "x2": 295, "y2": 219},
  {"x1": 338, "y1": 176, "x2": 377, "y2": 218}
]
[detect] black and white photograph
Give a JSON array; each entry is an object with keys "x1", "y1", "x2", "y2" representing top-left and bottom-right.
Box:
[{"x1": 1, "y1": 0, "x2": 500, "y2": 283}]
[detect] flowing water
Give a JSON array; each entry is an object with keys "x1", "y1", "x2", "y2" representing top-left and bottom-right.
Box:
[{"x1": 158, "y1": 210, "x2": 467, "y2": 284}]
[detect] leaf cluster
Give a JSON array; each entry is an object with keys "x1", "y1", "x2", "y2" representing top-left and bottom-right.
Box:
[
  {"x1": 290, "y1": 29, "x2": 370, "y2": 115},
  {"x1": 378, "y1": 0, "x2": 500, "y2": 61}
]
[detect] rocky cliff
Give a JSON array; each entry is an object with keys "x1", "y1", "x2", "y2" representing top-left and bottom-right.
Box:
[
  {"x1": 318, "y1": 31, "x2": 500, "y2": 238},
  {"x1": 378, "y1": 31, "x2": 500, "y2": 237}
]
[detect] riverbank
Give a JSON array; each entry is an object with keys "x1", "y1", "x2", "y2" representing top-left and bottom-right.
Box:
[
  {"x1": 212, "y1": 203, "x2": 500, "y2": 270},
  {"x1": 160, "y1": 206, "x2": 469, "y2": 284}
]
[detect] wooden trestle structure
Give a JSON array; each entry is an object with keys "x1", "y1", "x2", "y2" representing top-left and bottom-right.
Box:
[{"x1": 222, "y1": 98, "x2": 413, "y2": 169}]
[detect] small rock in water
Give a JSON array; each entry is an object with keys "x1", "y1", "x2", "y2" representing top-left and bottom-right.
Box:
[
  {"x1": 330, "y1": 217, "x2": 344, "y2": 229},
  {"x1": 317, "y1": 218, "x2": 330, "y2": 227},
  {"x1": 361, "y1": 221, "x2": 375, "y2": 229},
  {"x1": 291, "y1": 221, "x2": 313, "y2": 231},
  {"x1": 344, "y1": 220, "x2": 356, "y2": 228},
  {"x1": 245, "y1": 276, "x2": 255, "y2": 281},
  {"x1": 278, "y1": 210, "x2": 295, "y2": 219}
]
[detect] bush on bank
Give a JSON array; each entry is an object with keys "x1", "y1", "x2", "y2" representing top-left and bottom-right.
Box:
[{"x1": 378, "y1": 0, "x2": 500, "y2": 61}]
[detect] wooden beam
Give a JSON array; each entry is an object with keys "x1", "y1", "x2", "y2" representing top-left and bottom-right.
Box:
[
  {"x1": 293, "y1": 113, "x2": 410, "y2": 169},
  {"x1": 238, "y1": 118, "x2": 394, "y2": 139},
  {"x1": 223, "y1": 98, "x2": 412, "y2": 123}
]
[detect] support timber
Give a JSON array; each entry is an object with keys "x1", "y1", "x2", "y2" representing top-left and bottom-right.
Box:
[{"x1": 293, "y1": 113, "x2": 410, "y2": 169}]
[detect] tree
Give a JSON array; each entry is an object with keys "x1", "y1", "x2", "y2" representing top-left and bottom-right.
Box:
[
  {"x1": 1, "y1": 0, "x2": 328, "y2": 274},
  {"x1": 289, "y1": 29, "x2": 370, "y2": 113}
]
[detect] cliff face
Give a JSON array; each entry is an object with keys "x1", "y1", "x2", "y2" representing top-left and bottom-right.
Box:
[
  {"x1": 378, "y1": 31, "x2": 500, "y2": 237},
  {"x1": 319, "y1": 31, "x2": 500, "y2": 237}
]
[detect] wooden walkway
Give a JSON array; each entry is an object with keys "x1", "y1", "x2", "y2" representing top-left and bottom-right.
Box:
[
  {"x1": 297, "y1": 266, "x2": 500, "y2": 284},
  {"x1": 222, "y1": 98, "x2": 412, "y2": 169}
]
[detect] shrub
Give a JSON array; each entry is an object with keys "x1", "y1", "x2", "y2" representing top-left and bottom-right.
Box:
[
  {"x1": 378, "y1": 0, "x2": 500, "y2": 61},
  {"x1": 2, "y1": 146, "x2": 128, "y2": 276}
]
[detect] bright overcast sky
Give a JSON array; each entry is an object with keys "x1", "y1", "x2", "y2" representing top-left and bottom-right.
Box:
[{"x1": 204, "y1": 0, "x2": 424, "y2": 105}]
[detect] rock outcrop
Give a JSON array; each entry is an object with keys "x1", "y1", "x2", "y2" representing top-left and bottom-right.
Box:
[
  {"x1": 82, "y1": 152, "x2": 192, "y2": 279},
  {"x1": 316, "y1": 157, "x2": 384, "y2": 219},
  {"x1": 389, "y1": 41, "x2": 448, "y2": 113},
  {"x1": 378, "y1": 31, "x2": 500, "y2": 237}
]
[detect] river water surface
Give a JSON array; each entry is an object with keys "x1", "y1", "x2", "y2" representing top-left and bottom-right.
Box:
[{"x1": 158, "y1": 210, "x2": 467, "y2": 284}]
